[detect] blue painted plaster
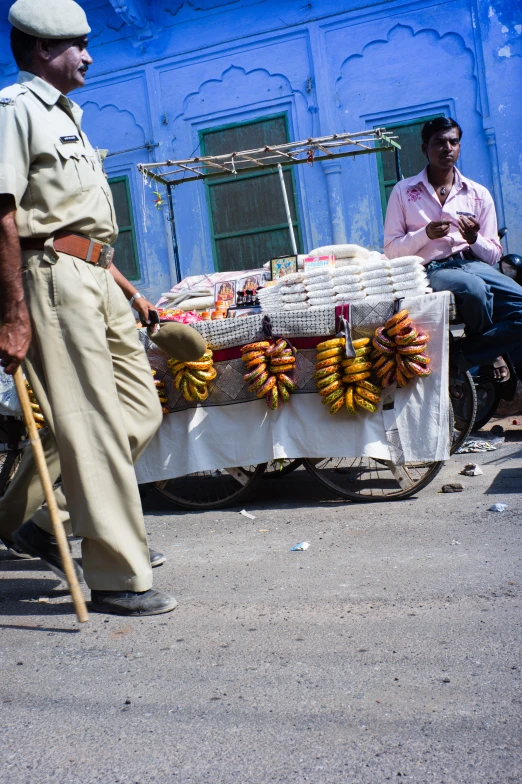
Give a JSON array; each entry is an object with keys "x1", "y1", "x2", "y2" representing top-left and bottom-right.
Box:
[{"x1": 0, "y1": 0, "x2": 520, "y2": 301}]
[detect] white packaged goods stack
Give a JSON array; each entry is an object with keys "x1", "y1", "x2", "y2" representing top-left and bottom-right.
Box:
[
  {"x1": 257, "y1": 248, "x2": 431, "y2": 312},
  {"x1": 280, "y1": 273, "x2": 309, "y2": 311},
  {"x1": 306, "y1": 244, "x2": 368, "y2": 307},
  {"x1": 389, "y1": 256, "x2": 431, "y2": 297},
  {"x1": 257, "y1": 281, "x2": 284, "y2": 311},
  {"x1": 303, "y1": 267, "x2": 335, "y2": 308},
  {"x1": 359, "y1": 255, "x2": 395, "y2": 302},
  {"x1": 331, "y1": 263, "x2": 366, "y2": 303}
]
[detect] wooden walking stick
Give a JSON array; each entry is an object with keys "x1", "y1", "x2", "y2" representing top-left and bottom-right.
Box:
[{"x1": 13, "y1": 367, "x2": 89, "y2": 623}]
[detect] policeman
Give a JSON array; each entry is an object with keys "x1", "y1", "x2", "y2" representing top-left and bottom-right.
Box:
[{"x1": 0, "y1": 0, "x2": 177, "y2": 615}]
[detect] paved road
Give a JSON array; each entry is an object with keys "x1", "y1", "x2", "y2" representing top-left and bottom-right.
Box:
[{"x1": 1, "y1": 436, "x2": 521, "y2": 783}]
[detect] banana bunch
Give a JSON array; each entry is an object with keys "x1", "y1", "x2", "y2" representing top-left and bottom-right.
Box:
[
  {"x1": 151, "y1": 370, "x2": 170, "y2": 414},
  {"x1": 25, "y1": 381, "x2": 45, "y2": 430},
  {"x1": 241, "y1": 339, "x2": 297, "y2": 410},
  {"x1": 371, "y1": 309, "x2": 431, "y2": 388},
  {"x1": 167, "y1": 348, "x2": 217, "y2": 403},
  {"x1": 314, "y1": 337, "x2": 381, "y2": 414}
]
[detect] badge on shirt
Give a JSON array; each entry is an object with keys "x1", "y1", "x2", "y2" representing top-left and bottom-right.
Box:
[
  {"x1": 0, "y1": 97, "x2": 14, "y2": 106},
  {"x1": 59, "y1": 135, "x2": 80, "y2": 143}
]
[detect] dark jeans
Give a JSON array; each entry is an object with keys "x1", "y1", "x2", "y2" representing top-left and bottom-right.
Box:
[{"x1": 427, "y1": 259, "x2": 522, "y2": 370}]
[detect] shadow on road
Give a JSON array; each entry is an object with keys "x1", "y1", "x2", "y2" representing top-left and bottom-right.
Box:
[
  {"x1": 485, "y1": 467, "x2": 522, "y2": 495},
  {"x1": 141, "y1": 466, "x2": 420, "y2": 516},
  {"x1": 0, "y1": 623, "x2": 79, "y2": 633},
  {"x1": 0, "y1": 563, "x2": 79, "y2": 616}
]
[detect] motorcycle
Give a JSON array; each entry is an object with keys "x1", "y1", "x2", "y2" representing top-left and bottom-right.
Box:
[{"x1": 470, "y1": 228, "x2": 522, "y2": 430}]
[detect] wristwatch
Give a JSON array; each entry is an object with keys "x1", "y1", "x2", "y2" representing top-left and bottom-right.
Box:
[{"x1": 129, "y1": 291, "x2": 144, "y2": 307}]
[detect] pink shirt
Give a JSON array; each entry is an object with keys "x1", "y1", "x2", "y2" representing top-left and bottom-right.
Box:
[{"x1": 384, "y1": 166, "x2": 502, "y2": 266}]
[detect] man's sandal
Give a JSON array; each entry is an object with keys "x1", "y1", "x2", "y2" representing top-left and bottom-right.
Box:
[{"x1": 481, "y1": 357, "x2": 510, "y2": 383}]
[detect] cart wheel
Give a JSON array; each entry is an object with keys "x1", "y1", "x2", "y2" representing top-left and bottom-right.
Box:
[
  {"x1": 450, "y1": 369, "x2": 477, "y2": 454},
  {"x1": 153, "y1": 463, "x2": 267, "y2": 511},
  {"x1": 264, "y1": 459, "x2": 303, "y2": 477},
  {"x1": 471, "y1": 378, "x2": 502, "y2": 432},
  {"x1": 0, "y1": 450, "x2": 23, "y2": 497},
  {"x1": 303, "y1": 392, "x2": 460, "y2": 502},
  {"x1": 303, "y1": 455, "x2": 444, "y2": 502},
  {"x1": 0, "y1": 416, "x2": 27, "y2": 497}
]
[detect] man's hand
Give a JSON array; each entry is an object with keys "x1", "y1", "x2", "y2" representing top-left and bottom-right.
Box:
[
  {"x1": 108, "y1": 265, "x2": 157, "y2": 325},
  {"x1": 458, "y1": 216, "x2": 480, "y2": 245},
  {"x1": 426, "y1": 220, "x2": 451, "y2": 240},
  {"x1": 0, "y1": 194, "x2": 31, "y2": 374},
  {"x1": 0, "y1": 311, "x2": 32, "y2": 375},
  {"x1": 132, "y1": 297, "x2": 157, "y2": 326}
]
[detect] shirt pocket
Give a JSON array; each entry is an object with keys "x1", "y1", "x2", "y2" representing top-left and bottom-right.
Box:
[{"x1": 54, "y1": 142, "x2": 98, "y2": 193}]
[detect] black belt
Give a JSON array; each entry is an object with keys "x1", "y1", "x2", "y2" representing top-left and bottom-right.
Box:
[{"x1": 425, "y1": 250, "x2": 477, "y2": 272}]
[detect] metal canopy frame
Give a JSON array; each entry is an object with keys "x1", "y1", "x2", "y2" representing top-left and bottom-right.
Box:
[
  {"x1": 138, "y1": 128, "x2": 400, "y2": 186},
  {"x1": 137, "y1": 129, "x2": 401, "y2": 283}
]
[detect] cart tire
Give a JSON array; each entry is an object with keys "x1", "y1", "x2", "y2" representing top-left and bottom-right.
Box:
[
  {"x1": 450, "y1": 369, "x2": 477, "y2": 454},
  {"x1": 0, "y1": 450, "x2": 23, "y2": 497},
  {"x1": 153, "y1": 463, "x2": 267, "y2": 511},
  {"x1": 0, "y1": 416, "x2": 27, "y2": 497},
  {"x1": 264, "y1": 459, "x2": 303, "y2": 477},
  {"x1": 303, "y1": 455, "x2": 444, "y2": 502},
  {"x1": 472, "y1": 378, "x2": 502, "y2": 432}
]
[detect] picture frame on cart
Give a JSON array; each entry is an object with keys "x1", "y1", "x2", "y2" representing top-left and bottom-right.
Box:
[{"x1": 270, "y1": 255, "x2": 298, "y2": 280}]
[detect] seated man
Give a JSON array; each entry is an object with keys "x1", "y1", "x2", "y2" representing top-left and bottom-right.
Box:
[{"x1": 384, "y1": 116, "x2": 522, "y2": 382}]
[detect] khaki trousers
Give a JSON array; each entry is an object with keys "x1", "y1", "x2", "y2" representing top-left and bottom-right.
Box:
[{"x1": 0, "y1": 251, "x2": 162, "y2": 591}]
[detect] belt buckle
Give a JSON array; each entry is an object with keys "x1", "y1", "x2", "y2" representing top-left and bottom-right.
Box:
[{"x1": 98, "y1": 245, "x2": 114, "y2": 269}]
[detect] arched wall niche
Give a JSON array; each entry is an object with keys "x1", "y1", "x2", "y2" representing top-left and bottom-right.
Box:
[{"x1": 332, "y1": 23, "x2": 492, "y2": 248}]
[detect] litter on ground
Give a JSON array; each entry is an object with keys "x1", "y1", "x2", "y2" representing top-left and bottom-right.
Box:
[
  {"x1": 290, "y1": 541, "x2": 310, "y2": 551},
  {"x1": 488, "y1": 503, "x2": 509, "y2": 512},
  {"x1": 460, "y1": 464, "x2": 484, "y2": 476}
]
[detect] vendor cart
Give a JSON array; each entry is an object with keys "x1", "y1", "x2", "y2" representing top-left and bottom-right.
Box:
[
  {"x1": 136, "y1": 289, "x2": 453, "y2": 510},
  {"x1": 134, "y1": 130, "x2": 475, "y2": 510}
]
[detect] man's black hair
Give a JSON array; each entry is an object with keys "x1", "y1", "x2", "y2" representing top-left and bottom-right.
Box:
[
  {"x1": 10, "y1": 27, "x2": 39, "y2": 70},
  {"x1": 422, "y1": 117, "x2": 463, "y2": 145}
]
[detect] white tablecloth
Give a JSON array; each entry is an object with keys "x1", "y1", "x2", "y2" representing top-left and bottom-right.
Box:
[{"x1": 135, "y1": 292, "x2": 450, "y2": 482}]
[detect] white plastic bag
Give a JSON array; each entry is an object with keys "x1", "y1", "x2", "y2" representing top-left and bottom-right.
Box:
[{"x1": 0, "y1": 365, "x2": 22, "y2": 416}]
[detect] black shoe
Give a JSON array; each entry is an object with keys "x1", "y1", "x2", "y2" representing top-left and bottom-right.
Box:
[
  {"x1": 149, "y1": 548, "x2": 166, "y2": 568},
  {"x1": 12, "y1": 520, "x2": 84, "y2": 584},
  {"x1": 0, "y1": 536, "x2": 34, "y2": 560},
  {"x1": 90, "y1": 589, "x2": 177, "y2": 616}
]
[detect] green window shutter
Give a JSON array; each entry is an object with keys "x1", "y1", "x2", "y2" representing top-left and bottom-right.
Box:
[
  {"x1": 108, "y1": 176, "x2": 141, "y2": 281},
  {"x1": 200, "y1": 115, "x2": 302, "y2": 272},
  {"x1": 376, "y1": 115, "x2": 444, "y2": 218}
]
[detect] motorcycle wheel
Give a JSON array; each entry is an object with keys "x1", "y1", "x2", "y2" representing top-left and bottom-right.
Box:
[{"x1": 472, "y1": 378, "x2": 503, "y2": 431}]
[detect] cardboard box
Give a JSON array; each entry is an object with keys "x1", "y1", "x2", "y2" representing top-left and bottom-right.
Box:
[{"x1": 303, "y1": 254, "x2": 335, "y2": 272}]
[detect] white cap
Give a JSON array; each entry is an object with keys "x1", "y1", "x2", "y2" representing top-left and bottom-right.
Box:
[{"x1": 9, "y1": 0, "x2": 91, "y2": 39}]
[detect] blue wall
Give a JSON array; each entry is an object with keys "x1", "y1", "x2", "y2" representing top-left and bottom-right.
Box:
[{"x1": 0, "y1": 0, "x2": 520, "y2": 302}]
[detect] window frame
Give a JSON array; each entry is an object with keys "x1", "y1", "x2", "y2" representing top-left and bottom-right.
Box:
[
  {"x1": 375, "y1": 113, "x2": 444, "y2": 219},
  {"x1": 108, "y1": 175, "x2": 141, "y2": 282},
  {"x1": 199, "y1": 113, "x2": 303, "y2": 272}
]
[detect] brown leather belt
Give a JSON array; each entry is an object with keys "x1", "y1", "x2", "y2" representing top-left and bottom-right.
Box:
[{"x1": 20, "y1": 232, "x2": 114, "y2": 269}]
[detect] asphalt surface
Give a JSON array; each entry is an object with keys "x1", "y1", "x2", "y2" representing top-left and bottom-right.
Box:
[{"x1": 1, "y1": 434, "x2": 521, "y2": 783}]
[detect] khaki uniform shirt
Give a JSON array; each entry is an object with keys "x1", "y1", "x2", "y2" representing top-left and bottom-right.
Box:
[{"x1": 0, "y1": 71, "x2": 117, "y2": 244}]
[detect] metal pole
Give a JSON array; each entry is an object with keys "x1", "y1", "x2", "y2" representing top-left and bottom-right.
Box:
[
  {"x1": 166, "y1": 183, "x2": 182, "y2": 283},
  {"x1": 394, "y1": 147, "x2": 404, "y2": 181},
  {"x1": 277, "y1": 163, "x2": 298, "y2": 256}
]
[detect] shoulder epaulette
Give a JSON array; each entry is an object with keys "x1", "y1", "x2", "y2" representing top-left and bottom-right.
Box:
[{"x1": 0, "y1": 83, "x2": 28, "y2": 106}]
